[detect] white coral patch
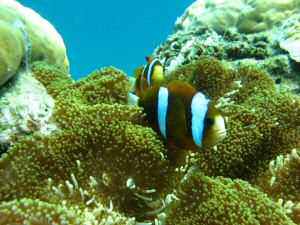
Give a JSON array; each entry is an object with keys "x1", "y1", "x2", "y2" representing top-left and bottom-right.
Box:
[
  {"x1": 0, "y1": 69, "x2": 58, "y2": 145},
  {"x1": 279, "y1": 14, "x2": 300, "y2": 62}
]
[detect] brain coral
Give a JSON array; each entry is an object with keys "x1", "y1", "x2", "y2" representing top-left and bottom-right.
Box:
[
  {"x1": 0, "y1": 19, "x2": 23, "y2": 87},
  {"x1": 175, "y1": 0, "x2": 300, "y2": 34},
  {"x1": 0, "y1": 0, "x2": 69, "y2": 87}
]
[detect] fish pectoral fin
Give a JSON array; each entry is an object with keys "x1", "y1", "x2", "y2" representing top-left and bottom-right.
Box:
[
  {"x1": 128, "y1": 93, "x2": 139, "y2": 106},
  {"x1": 167, "y1": 98, "x2": 187, "y2": 138}
]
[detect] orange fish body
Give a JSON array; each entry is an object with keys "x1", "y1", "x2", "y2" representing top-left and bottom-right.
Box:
[{"x1": 138, "y1": 80, "x2": 226, "y2": 150}]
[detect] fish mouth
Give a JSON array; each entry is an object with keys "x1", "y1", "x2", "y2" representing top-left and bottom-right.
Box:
[{"x1": 204, "y1": 129, "x2": 227, "y2": 149}]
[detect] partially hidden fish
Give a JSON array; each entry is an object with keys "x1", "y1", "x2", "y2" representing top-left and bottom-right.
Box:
[{"x1": 134, "y1": 56, "x2": 164, "y2": 97}]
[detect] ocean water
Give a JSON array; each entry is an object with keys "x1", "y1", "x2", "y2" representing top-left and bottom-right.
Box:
[
  {"x1": 0, "y1": 1, "x2": 300, "y2": 224},
  {"x1": 19, "y1": 0, "x2": 194, "y2": 80}
]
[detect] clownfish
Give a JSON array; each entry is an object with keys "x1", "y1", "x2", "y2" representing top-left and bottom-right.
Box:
[
  {"x1": 134, "y1": 80, "x2": 226, "y2": 150},
  {"x1": 134, "y1": 56, "x2": 164, "y2": 97}
]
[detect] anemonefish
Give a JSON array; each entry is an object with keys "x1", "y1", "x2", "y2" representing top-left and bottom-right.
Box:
[
  {"x1": 136, "y1": 80, "x2": 226, "y2": 150},
  {"x1": 134, "y1": 56, "x2": 164, "y2": 97}
]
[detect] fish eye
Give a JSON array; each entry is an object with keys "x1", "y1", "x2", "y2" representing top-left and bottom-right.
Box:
[{"x1": 205, "y1": 117, "x2": 214, "y2": 126}]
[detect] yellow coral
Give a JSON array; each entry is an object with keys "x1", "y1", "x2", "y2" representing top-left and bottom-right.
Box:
[
  {"x1": 255, "y1": 149, "x2": 300, "y2": 223},
  {"x1": 0, "y1": 56, "x2": 299, "y2": 223},
  {"x1": 0, "y1": 66, "x2": 169, "y2": 221},
  {"x1": 31, "y1": 61, "x2": 73, "y2": 98},
  {"x1": 166, "y1": 56, "x2": 237, "y2": 100},
  {"x1": 164, "y1": 171, "x2": 296, "y2": 225},
  {"x1": 0, "y1": 198, "x2": 136, "y2": 225},
  {"x1": 167, "y1": 57, "x2": 300, "y2": 180}
]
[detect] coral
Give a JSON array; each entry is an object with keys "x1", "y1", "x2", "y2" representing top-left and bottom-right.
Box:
[
  {"x1": 254, "y1": 149, "x2": 300, "y2": 223},
  {"x1": 154, "y1": 24, "x2": 300, "y2": 94},
  {"x1": 166, "y1": 57, "x2": 300, "y2": 182},
  {"x1": 162, "y1": 56, "x2": 300, "y2": 223},
  {"x1": 163, "y1": 171, "x2": 296, "y2": 225},
  {"x1": 165, "y1": 56, "x2": 237, "y2": 100},
  {"x1": 52, "y1": 67, "x2": 134, "y2": 128},
  {"x1": 154, "y1": 0, "x2": 300, "y2": 95},
  {"x1": 175, "y1": 0, "x2": 244, "y2": 34},
  {"x1": 31, "y1": 61, "x2": 73, "y2": 98},
  {"x1": 175, "y1": 0, "x2": 300, "y2": 34},
  {"x1": 155, "y1": 26, "x2": 274, "y2": 71},
  {"x1": 0, "y1": 55, "x2": 299, "y2": 223},
  {"x1": 0, "y1": 0, "x2": 69, "y2": 87},
  {"x1": 236, "y1": 0, "x2": 299, "y2": 34},
  {"x1": 0, "y1": 61, "x2": 73, "y2": 157},
  {"x1": 0, "y1": 198, "x2": 136, "y2": 225},
  {"x1": 238, "y1": 55, "x2": 300, "y2": 94},
  {"x1": 0, "y1": 0, "x2": 298, "y2": 223},
  {"x1": 0, "y1": 66, "x2": 169, "y2": 222},
  {"x1": 0, "y1": 68, "x2": 58, "y2": 150},
  {"x1": 279, "y1": 13, "x2": 300, "y2": 62},
  {"x1": 263, "y1": 149, "x2": 300, "y2": 202},
  {"x1": 0, "y1": 20, "x2": 23, "y2": 86},
  {"x1": 70, "y1": 67, "x2": 132, "y2": 105}
]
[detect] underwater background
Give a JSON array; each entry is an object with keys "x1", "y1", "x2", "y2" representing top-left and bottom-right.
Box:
[
  {"x1": 0, "y1": 0, "x2": 299, "y2": 224},
  {"x1": 19, "y1": 0, "x2": 194, "y2": 79}
]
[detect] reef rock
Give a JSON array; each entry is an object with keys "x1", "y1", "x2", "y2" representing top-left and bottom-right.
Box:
[
  {"x1": 0, "y1": 0, "x2": 69, "y2": 87},
  {"x1": 175, "y1": 0, "x2": 300, "y2": 34},
  {"x1": 279, "y1": 13, "x2": 300, "y2": 63},
  {"x1": 0, "y1": 67, "x2": 61, "y2": 154},
  {"x1": 154, "y1": 0, "x2": 300, "y2": 95}
]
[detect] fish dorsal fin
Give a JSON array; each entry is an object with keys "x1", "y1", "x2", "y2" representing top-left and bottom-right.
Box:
[
  {"x1": 167, "y1": 97, "x2": 188, "y2": 138},
  {"x1": 145, "y1": 56, "x2": 154, "y2": 62}
]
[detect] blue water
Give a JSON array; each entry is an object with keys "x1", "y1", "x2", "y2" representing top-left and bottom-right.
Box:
[{"x1": 19, "y1": 0, "x2": 194, "y2": 80}]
